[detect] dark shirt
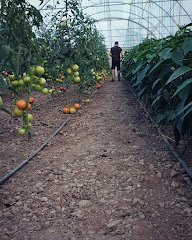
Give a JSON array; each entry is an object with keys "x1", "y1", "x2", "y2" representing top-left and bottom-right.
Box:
[{"x1": 110, "y1": 46, "x2": 122, "y2": 60}]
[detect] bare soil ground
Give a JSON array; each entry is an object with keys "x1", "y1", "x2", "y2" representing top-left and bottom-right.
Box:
[
  {"x1": 0, "y1": 86, "x2": 88, "y2": 178},
  {"x1": 0, "y1": 79, "x2": 192, "y2": 240}
]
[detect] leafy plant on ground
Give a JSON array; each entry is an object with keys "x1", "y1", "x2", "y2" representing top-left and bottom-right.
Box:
[{"x1": 122, "y1": 24, "x2": 192, "y2": 146}]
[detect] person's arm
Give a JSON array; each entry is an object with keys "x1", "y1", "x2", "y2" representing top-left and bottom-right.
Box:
[
  {"x1": 120, "y1": 48, "x2": 123, "y2": 60},
  {"x1": 109, "y1": 48, "x2": 112, "y2": 57}
]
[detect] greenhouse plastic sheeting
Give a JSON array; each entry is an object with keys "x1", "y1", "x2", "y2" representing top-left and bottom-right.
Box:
[{"x1": 30, "y1": 0, "x2": 192, "y2": 50}]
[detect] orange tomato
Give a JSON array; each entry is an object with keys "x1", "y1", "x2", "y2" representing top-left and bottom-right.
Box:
[
  {"x1": 29, "y1": 97, "x2": 35, "y2": 104},
  {"x1": 27, "y1": 103, "x2": 32, "y2": 111},
  {"x1": 63, "y1": 107, "x2": 70, "y2": 114},
  {"x1": 74, "y1": 103, "x2": 80, "y2": 110},
  {"x1": 16, "y1": 100, "x2": 26, "y2": 110}
]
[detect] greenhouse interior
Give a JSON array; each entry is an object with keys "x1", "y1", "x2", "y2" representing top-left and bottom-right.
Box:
[
  {"x1": 31, "y1": 0, "x2": 192, "y2": 49},
  {"x1": 1, "y1": 0, "x2": 192, "y2": 239}
]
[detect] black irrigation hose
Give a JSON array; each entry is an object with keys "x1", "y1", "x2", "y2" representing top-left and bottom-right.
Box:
[
  {"x1": 126, "y1": 82, "x2": 192, "y2": 179},
  {"x1": 0, "y1": 118, "x2": 70, "y2": 185},
  {"x1": 0, "y1": 89, "x2": 98, "y2": 185}
]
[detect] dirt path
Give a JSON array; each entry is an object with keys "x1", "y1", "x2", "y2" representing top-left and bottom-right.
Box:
[{"x1": 0, "y1": 79, "x2": 192, "y2": 240}]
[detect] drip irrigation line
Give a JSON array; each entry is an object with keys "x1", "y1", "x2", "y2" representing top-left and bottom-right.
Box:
[
  {"x1": 126, "y1": 82, "x2": 192, "y2": 179},
  {"x1": 0, "y1": 118, "x2": 70, "y2": 185},
  {"x1": 0, "y1": 88, "x2": 98, "y2": 185}
]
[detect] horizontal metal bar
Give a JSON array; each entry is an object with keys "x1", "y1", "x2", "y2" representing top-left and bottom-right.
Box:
[
  {"x1": 40, "y1": 0, "x2": 187, "y2": 11},
  {"x1": 104, "y1": 35, "x2": 144, "y2": 38},
  {"x1": 126, "y1": 14, "x2": 190, "y2": 19},
  {"x1": 81, "y1": 0, "x2": 187, "y2": 9},
  {"x1": 99, "y1": 26, "x2": 178, "y2": 31}
]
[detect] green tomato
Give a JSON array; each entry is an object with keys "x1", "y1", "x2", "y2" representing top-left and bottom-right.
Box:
[
  {"x1": 27, "y1": 113, "x2": 33, "y2": 122},
  {"x1": 69, "y1": 107, "x2": 76, "y2": 114},
  {"x1": 35, "y1": 66, "x2": 45, "y2": 76},
  {"x1": 13, "y1": 107, "x2": 23, "y2": 117},
  {"x1": 18, "y1": 127, "x2": 26, "y2": 136},
  {"x1": 66, "y1": 68, "x2": 72, "y2": 75},
  {"x1": 11, "y1": 80, "x2": 19, "y2": 87},
  {"x1": 39, "y1": 78, "x2": 46, "y2": 85},
  {"x1": 35, "y1": 84, "x2": 43, "y2": 91},
  {"x1": 18, "y1": 79, "x2": 24, "y2": 86},
  {"x1": 8, "y1": 74, "x2": 15, "y2": 81},
  {"x1": 96, "y1": 76, "x2": 103, "y2": 82},
  {"x1": 74, "y1": 71, "x2": 79, "y2": 77},
  {"x1": 72, "y1": 64, "x2": 79, "y2": 72},
  {"x1": 42, "y1": 88, "x2": 49, "y2": 95},
  {"x1": 23, "y1": 76, "x2": 31, "y2": 83},
  {"x1": 27, "y1": 122, "x2": 32, "y2": 129},
  {"x1": 73, "y1": 76, "x2": 80, "y2": 84},
  {"x1": 32, "y1": 76, "x2": 39, "y2": 84}
]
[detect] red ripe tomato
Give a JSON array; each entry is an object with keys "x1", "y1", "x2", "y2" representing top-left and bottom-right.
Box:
[
  {"x1": 60, "y1": 86, "x2": 66, "y2": 91},
  {"x1": 29, "y1": 97, "x2": 35, "y2": 104}
]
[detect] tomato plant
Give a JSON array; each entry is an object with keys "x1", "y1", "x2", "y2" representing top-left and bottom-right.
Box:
[{"x1": 0, "y1": 0, "x2": 109, "y2": 139}]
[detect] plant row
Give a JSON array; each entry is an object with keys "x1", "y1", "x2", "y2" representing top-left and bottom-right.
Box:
[
  {"x1": 0, "y1": 0, "x2": 109, "y2": 138},
  {"x1": 122, "y1": 24, "x2": 192, "y2": 145}
]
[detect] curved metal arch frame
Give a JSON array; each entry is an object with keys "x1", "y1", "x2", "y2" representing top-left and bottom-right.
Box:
[
  {"x1": 126, "y1": 2, "x2": 172, "y2": 35},
  {"x1": 89, "y1": 10, "x2": 164, "y2": 37},
  {"x1": 139, "y1": 0, "x2": 178, "y2": 27},
  {"x1": 39, "y1": 0, "x2": 192, "y2": 43},
  {"x1": 81, "y1": 0, "x2": 192, "y2": 26},
  {"x1": 89, "y1": 8, "x2": 171, "y2": 36},
  {"x1": 98, "y1": 17, "x2": 156, "y2": 38},
  {"x1": 131, "y1": 0, "x2": 192, "y2": 26},
  {"x1": 40, "y1": 0, "x2": 192, "y2": 26}
]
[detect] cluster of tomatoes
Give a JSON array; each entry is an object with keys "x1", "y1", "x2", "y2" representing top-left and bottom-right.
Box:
[
  {"x1": 66, "y1": 64, "x2": 81, "y2": 84},
  {"x1": 50, "y1": 85, "x2": 66, "y2": 93},
  {"x1": 63, "y1": 103, "x2": 80, "y2": 114},
  {"x1": 50, "y1": 64, "x2": 81, "y2": 94},
  {"x1": 0, "y1": 64, "x2": 110, "y2": 138},
  {"x1": 14, "y1": 97, "x2": 34, "y2": 136}
]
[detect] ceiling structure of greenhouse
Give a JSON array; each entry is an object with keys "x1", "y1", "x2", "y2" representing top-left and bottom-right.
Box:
[{"x1": 31, "y1": 0, "x2": 192, "y2": 50}]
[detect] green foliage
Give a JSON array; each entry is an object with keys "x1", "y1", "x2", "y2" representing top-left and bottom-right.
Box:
[
  {"x1": 35, "y1": 0, "x2": 109, "y2": 91},
  {"x1": 122, "y1": 24, "x2": 192, "y2": 145},
  {"x1": 0, "y1": 0, "x2": 43, "y2": 77},
  {"x1": 0, "y1": 0, "x2": 109, "y2": 124}
]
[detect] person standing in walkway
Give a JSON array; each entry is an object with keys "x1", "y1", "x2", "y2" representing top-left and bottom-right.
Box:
[{"x1": 110, "y1": 41, "x2": 123, "y2": 82}]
